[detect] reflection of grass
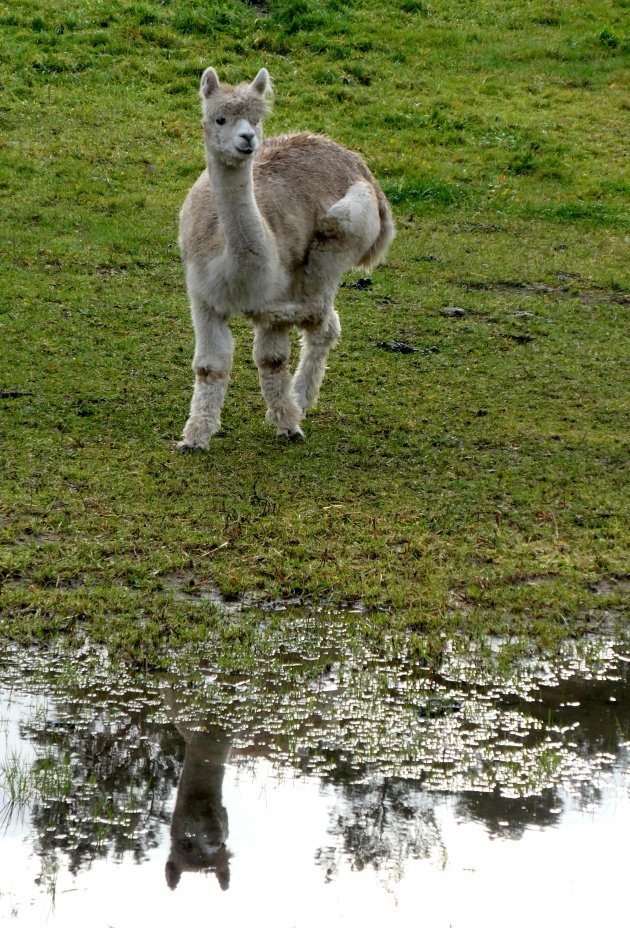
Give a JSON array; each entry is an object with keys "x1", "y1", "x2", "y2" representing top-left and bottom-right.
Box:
[
  {"x1": 34, "y1": 754, "x2": 74, "y2": 801},
  {"x1": 0, "y1": 0, "x2": 628, "y2": 670},
  {"x1": 1, "y1": 739, "x2": 141, "y2": 852},
  {"x1": 517, "y1": 744, "x2": 564, "y2": 795},
  {"x1": 38, "y1": 853, "x2": 60, "y2": 910},
  {"x1": 537, "y1": 746, "x2": 562, "y2": 777},
  {"x1": 91, "y1": 795, "x2": 116, "y2": 847}
]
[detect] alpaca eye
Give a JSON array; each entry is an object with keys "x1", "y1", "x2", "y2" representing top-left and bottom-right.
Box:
[{"x1": 216, "y1": 117, "x2": 226, "y2": 126}]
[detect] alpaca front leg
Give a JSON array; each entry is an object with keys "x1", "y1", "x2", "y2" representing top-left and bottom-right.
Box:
[
  {"x1": 252, "y1": 324, "x2": 304, "y2": 440},
  {"x1": 293, "y1": 310, "x2": 341, "y2": 413},
  {"x1": 178, "y1": 308, "x2": 234, "y2": 452}
]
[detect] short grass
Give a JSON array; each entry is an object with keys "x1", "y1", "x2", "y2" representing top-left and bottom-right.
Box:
[{"x1": 1, "y1": 0, "x2": 628, "y2": 668}]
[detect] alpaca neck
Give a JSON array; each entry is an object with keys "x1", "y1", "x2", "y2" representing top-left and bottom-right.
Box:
[{"x1": 208, "y1": 156, "x2": 272, "y2": 262}]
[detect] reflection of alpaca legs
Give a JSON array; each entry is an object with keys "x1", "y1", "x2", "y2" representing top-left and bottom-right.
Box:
[
  {"x1": 253, "y1": 324, "x2": 304, "y2": 439},
  {"x1": 165, "y1": 724, "x2": 232, "y2": 892},
  {"x1": 293, "y1": 310, "x2": 341, "y2": 413}
]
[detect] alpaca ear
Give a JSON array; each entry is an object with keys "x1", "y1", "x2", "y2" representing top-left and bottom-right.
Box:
[
  {"x1": 250, "y1": 68, "x2": 270, "y2": 97},
  {"x1": 200, "y1": 67, "x2": 220, "y2": 99}
]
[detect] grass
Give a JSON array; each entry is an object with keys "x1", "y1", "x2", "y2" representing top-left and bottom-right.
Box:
[
  {"x1": 0, "y1": 748, "x2": 33, "y2": 808},
  {"x1": 0, "y1": 748, "x2": 73, "y2": 810},
  {"x1": 1, "y1": 0, "x2": 629, "y2": 669}
]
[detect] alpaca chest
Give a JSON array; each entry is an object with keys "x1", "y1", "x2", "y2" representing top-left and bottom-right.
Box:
[{"x1": 189, "y1": 252, "x2": 289, "y2": 316}]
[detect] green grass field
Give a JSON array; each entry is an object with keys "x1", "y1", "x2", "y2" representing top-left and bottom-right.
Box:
[{"x1": 1, "y1": 0, "x2": 628, "y2": 668}]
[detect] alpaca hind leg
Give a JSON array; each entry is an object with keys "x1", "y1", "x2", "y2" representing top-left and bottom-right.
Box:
[
  {"x1": 178, "y1": 306, "x2": 234, "y2": 452},
  {"x1": 300, "y1": 181, "x2": 381, "y2": 316},
  {"x1": 319, "y1": 180, "x2": 381, "y2": 254},
  {"x1": 288, "y1": 185, "x2": 377, "y2": 409},
  {"x1": 250, "y1": 182, "x2": 382, "y2": 329},
  {"x1": 253, "y1": 324, "x2": 304, "y2": 440},
  {"x1": 293, "y1": 310, "x2": 341, "y2": 413}
]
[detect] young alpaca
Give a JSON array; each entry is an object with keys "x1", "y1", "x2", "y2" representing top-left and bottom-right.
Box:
[{"x1": 177, "y1": 67, "x2": 394, "y2": 451}]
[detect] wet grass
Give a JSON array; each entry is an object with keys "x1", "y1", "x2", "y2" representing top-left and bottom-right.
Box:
[
  {"x1": 0, "y1": 749, "x2": 33, "y2": 808},
  {"x1": 0, "y1": 747, "x2": 73, "y2": 813},
  {"x1": 1, "y1": 0, "x2": 629, "y2": 669}
]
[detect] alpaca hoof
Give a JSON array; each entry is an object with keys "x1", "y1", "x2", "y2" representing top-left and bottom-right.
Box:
[
  {"x1": 178, "y1": 417, "x2": 217, "y2": 452},
  {"x1": 277, "y1": 427, "x2": 304, "y2": 442},
  {"x1": 177, "y1": 439, "x2": 207, "y2": 453}
]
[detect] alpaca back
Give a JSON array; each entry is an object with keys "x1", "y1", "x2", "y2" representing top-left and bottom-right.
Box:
[{"x1": 179, "y1": 132, "x2": 393, "y2": 273}]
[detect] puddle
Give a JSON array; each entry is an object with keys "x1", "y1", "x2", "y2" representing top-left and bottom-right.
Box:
[{"x1": 1, "y1": 631, "x2": 629, "y2": 927}]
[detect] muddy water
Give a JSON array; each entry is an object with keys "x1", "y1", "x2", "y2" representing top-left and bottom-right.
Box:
[{"x1": 0, "y1": 631, "x2": 629, "y2": 927}]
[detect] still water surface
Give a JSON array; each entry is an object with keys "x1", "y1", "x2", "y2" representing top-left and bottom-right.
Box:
[{"x1": 1, "y1": 633, "x2": 628, "y2": 927}]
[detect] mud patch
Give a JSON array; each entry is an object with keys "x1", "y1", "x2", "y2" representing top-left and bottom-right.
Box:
[
  {"x1": 377, "y1": 341, "x2": 439, "y2": 355},
  {"x1": 160, "y1": 572, "x2": 224, "y2": 606},
  {"x1": 588, "y1": 575, "x2": 630, "y2": 595},
  {"x1": 16, "y1": 532, "x2": 63, "y2": 547},
  {"x1": 461, "y1": 280, "x2": 629, "y2": 305},
  {"x1": 513, "y1": 572, "x2": 560, "y2": 585}
]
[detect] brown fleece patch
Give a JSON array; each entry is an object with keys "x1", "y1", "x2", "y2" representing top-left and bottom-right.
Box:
[
  {"x1": 196, "y1": 367, "x2": 229, "y2": 382},
  {"x1": 257, "y1": 357, "x2": 286, "y2": 370}
]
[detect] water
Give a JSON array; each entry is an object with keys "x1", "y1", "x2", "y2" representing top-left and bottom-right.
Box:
[{"x1": 1, "y1": 633, "x2": 629, "y2": 927}]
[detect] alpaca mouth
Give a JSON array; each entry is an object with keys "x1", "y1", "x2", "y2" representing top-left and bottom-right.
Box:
[{"x1": 236, "y1": 144, "x2": 256, "y2": 155}]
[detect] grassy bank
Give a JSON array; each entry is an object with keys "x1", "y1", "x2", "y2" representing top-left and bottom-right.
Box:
[{"x1": 1, "y1": 0, "x2": 628, "y2": 667}]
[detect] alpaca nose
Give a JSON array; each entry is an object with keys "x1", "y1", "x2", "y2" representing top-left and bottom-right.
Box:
[{"x1": 239, "y1": 130, "x2": 256, "y2": 147}]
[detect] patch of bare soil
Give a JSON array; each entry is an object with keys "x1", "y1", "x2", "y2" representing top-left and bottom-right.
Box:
[{"x1": 461, "y1": 280, "x2": 629, "y2": 305}]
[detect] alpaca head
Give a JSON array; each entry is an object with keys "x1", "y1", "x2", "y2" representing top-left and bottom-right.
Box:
[{"x1": 200, "y1": 68, "x2": 271, "y2": 168}]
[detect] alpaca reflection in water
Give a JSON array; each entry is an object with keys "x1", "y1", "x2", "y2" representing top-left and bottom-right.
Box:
[{"x1": 165, "y1": 722, "x2": 232, "y2": 892}]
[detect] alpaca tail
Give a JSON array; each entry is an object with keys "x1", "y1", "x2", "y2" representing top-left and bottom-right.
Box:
[{"x1": 357, "y1": 184, "x2": 395, "y2": 271}]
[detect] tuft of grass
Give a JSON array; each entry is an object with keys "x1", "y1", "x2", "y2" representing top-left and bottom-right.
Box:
[{"x1": 0, "y1": 749, "x2": 33, "y2": 806}]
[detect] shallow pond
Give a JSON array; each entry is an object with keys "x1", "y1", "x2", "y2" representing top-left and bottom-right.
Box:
[{"x1": 1, "y1": 630, "x2": 629, "y2": 927}]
